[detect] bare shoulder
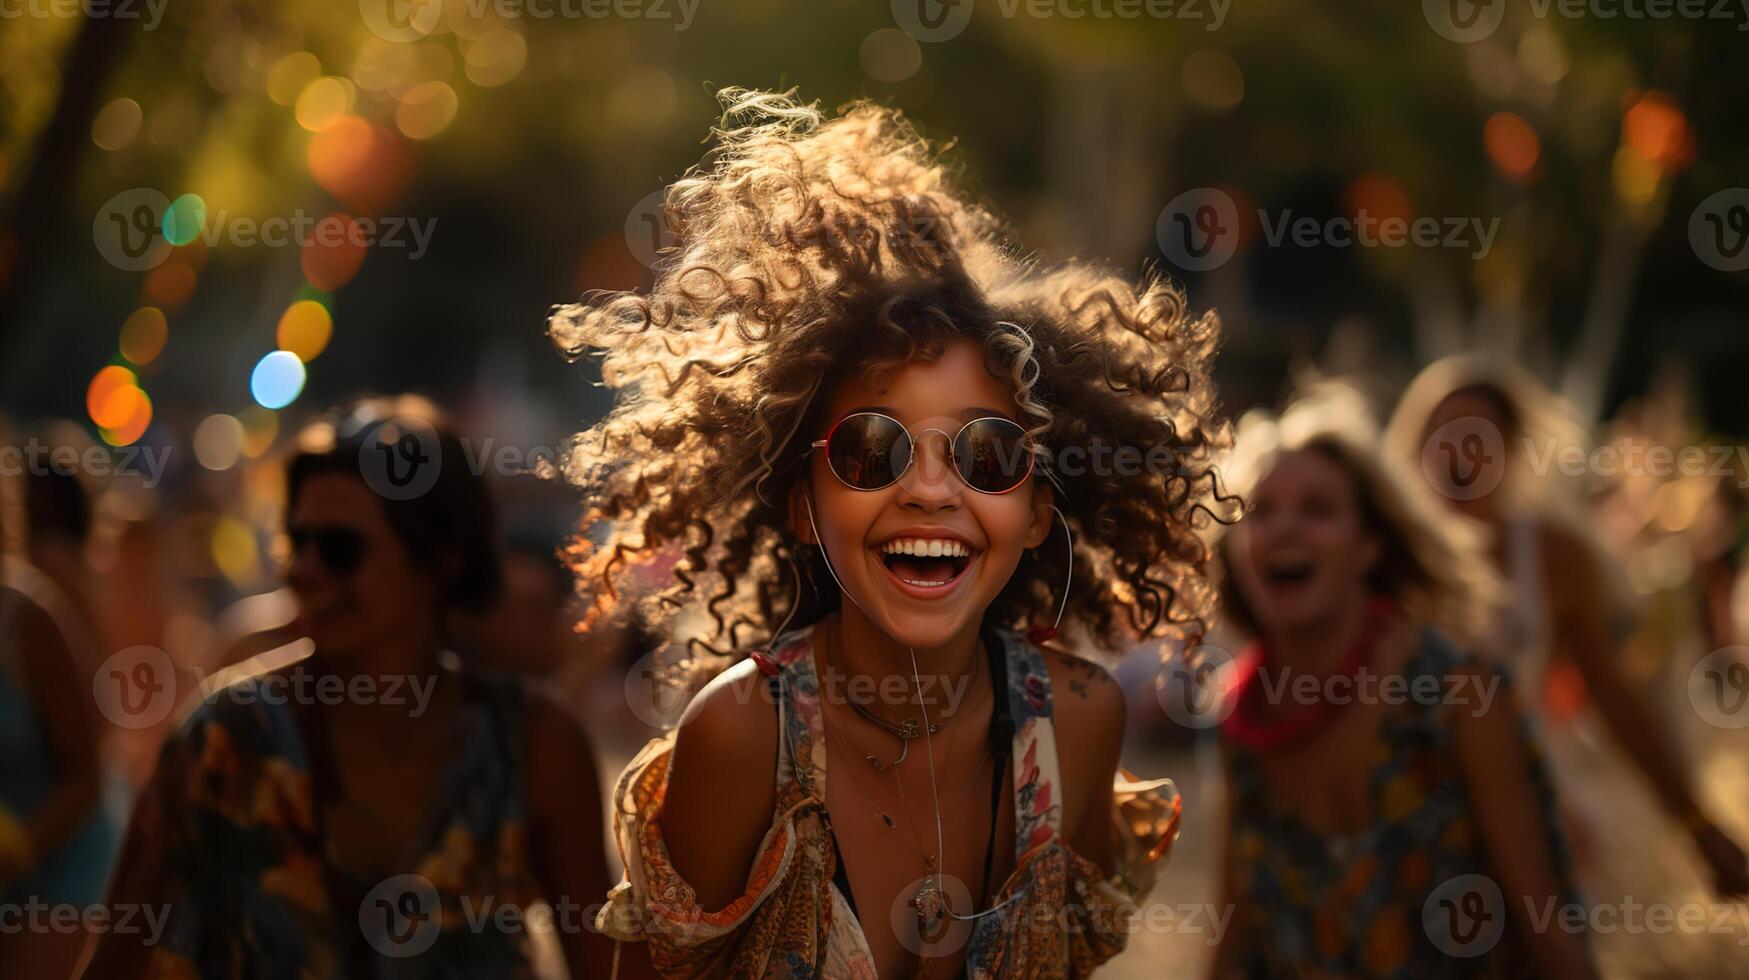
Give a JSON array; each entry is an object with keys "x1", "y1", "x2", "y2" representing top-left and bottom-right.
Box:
[
  {"x1": 1039, "y1": 646, "x2": 1125, "y2": 730},
  {"x1": 1036, "y1": 647, "x2": 1124, "y2": 840},
  {"x1": 669, "y1": 656, "x2": 780, "y2": 778},
  {"x1": 660, "y1": 656, "x2": 782, "y2": 910}
]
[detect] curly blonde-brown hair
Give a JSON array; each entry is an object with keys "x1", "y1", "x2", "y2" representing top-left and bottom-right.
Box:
[{"x1": 549, "y1": 88, "x2": 1237, "y2": 662}]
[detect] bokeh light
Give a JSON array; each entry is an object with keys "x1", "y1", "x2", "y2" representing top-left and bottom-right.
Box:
[
  {"x1": 353, "y1": 38, "x2": 416, "y2": 93},
  {"x1": 193, "y1": 413, "x2": 246, "y2": 470},
  {"x1": 211, "y1": 515, "x2": 259, "y2": 585},
  {"x1": 91, "y1": 98, "x2": 143, "y2": 151},
  {"x1": 277, "y1": 299, "x2": 334, "y2": 361},
  {"x1": 307, "y1": 116, "x2": 411, "y2": 211},
  {"x1": 1517, "y1": 28, "x2": 1569, "y2": 87},
  {"x1": 239, "y1": 406, "x2": 280, "y2": 459},
  {"x1": 1484, "y1": 112, "x2": 1540, "y2": 182},
  {"x1": 87, "y1": 365, "x2": 138, "y2": 425},
  {"x1": 142, "y1": 260, "x2": 198, "y2": 312},
  {"x1": 161, "y1": 193, "x2": 207, "y2": 246},
  {"x1": 859, "y1": 30, "x2": 922, "y2": 84},
  {"x1": 267, "y1": 52, "x2": 322, "y2": 106},
  {"x1": 1182, "y1": 50, "x2": 1245, "y2": 113},
  {"x1": 295, "y1": 76, "x2": 357, "y2": 132},
  {"x1": 1345, "y1": 172, "x2": 1414, "y2": 226},
  {"x1": 119, "y1": 306, "x2": 169, "y2": 365},
  {"x1": 1612, "y1": 144, "x2": 1661, "y2": 206},
  {"x1": 1623, "y1": 91, "x2": 1692, "y2": 172},
  {"x1": 396, "y1": 81, "x2": 460, "y2": 140},
  {"x1": 300, "y1": 214, "x2": 369, "y2": 291},
  {"x1": 463, "y1": 30, "x2": 528, "y2": 88},
  {"x1": 250, "y1": 351, "x2": 307, "y2": 409},
  {"x1": 97, "y1": 387, "x2": 154, "y2": 446}
]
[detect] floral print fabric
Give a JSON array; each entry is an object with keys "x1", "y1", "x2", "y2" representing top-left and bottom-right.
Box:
[
  {"x1": 599, "y1": 624, "x2": 1181, "y2": 979},
  {"x1": 143, "y1": 667, "x2": 538, "y2": 980},
  {"x1": 1221, "y1": 628, "x2": 1582, "y2": 979}
]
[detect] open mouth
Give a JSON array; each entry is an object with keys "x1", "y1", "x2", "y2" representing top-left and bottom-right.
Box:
[
  {"x1": 1261, "y1": 556, "x2": 1314, "y2": 588},
  {"x1": 875, "y1": 535, "x2": 978, "y2": 593}
]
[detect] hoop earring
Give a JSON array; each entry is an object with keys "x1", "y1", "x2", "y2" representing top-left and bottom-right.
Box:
[{"x1": 1026, "y1": 505, "x2": 1073, "y2": 646}]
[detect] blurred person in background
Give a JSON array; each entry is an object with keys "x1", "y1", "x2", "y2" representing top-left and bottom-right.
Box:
[
  {"x1": 84, "y1": 397, "x2": 617, "y2": 979},
  {"x1": 452, "y1": 534, "x2": 580, "y2": 679},
  {"x1": 0, "y1": 462, "x2": 113, "y2": 980},
  {"x1": 1385, "y1": 357, "x2": 1749, "y2": 901},
  {"x1": 12, "y1": 449, "x2": 102, "y2": 667},
  {"x1": 1209, "y1": 388, "x2": 1595, "y2": 979}
]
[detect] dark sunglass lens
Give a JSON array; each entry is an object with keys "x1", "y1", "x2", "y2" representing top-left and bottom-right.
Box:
[
  {"x1": 317, "y1": 530, "x2": 366, "y2": 574},
  {"x1": 955, "y1": 418, "x2": 1032, "y2": 493},
  {"x1": 293, "y1": 527, "x2": 366, "y2": 575},
  {"x1": 827, "y1": 414, "x2": 910, "y2": 490}
]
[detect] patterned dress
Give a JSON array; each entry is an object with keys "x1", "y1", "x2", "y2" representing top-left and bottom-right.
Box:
[
  {"x1": 1221, "y1": 628, "x2": 1586, "y2": 978},
  {"x1": 598, "y1": 623, "x2": 1180, "y2": 979},
  {"x1": 137, "y1": 659, "x2": 541, "y2": 979}
]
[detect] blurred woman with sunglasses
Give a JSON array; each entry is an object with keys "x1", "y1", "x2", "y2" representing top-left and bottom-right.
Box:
[
  {"x1": 1208, "y1": 388, "x2": 1595, "y2": 979},
  {"x1": 553, "y1": 88, "x2": 1226, "y2": 978},
  {"x1": 85, "y1": 397, "x2": 616, "y2": 979}
]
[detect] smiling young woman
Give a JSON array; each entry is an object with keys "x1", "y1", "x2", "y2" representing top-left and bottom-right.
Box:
[
  {"x1": 1209, "y1": 389, "x2": 1596, "y2": 979},
  {"x1": 552, "y1": 88, "x2": 1234, "y2": 978}
]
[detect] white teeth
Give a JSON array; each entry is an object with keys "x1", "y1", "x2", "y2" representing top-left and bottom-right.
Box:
[{"x1": 878, "y1": 537, "x2": 970, "y2": 558}]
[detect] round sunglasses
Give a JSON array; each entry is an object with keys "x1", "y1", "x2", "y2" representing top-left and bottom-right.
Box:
[
  {"x1": 288, "y1": 525, "x2": 367, "y2": 576},
  {"x1": 809, "y1": 412, "x2": 1035, "y2": 494}
]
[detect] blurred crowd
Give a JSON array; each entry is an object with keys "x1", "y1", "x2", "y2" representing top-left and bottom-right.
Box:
[{"x1": 2, "y1": 353, "x2": 1747, "y2": 979}]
